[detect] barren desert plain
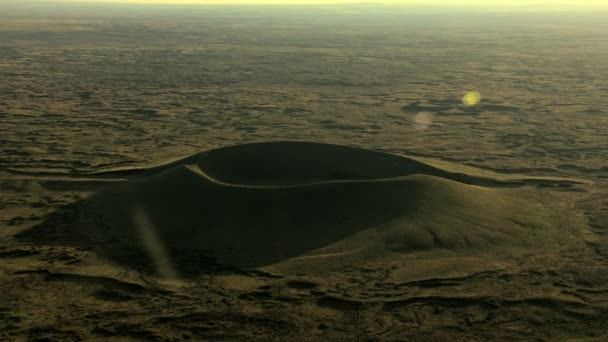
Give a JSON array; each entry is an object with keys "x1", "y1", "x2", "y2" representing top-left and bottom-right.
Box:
[{"x1": 1, "y1": 2, "x2": 608, "y2": 341}]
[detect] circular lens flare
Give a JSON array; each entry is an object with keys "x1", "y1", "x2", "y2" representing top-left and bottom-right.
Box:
[
  {"x1": 413, "y1": 112, "x2": 434, "y2": 131},
  {"x1": 462, "y1": 91, "x2": 481, "y2": 106}
]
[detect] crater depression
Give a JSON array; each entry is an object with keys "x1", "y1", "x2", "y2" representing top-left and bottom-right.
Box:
[{"x1": 17, "y1": 141, "x2": 587, "y2": 277}]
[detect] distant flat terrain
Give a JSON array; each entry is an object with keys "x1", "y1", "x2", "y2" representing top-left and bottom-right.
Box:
[{"x1": 1, "y1": 6, "x2": 608, "y2": 341}]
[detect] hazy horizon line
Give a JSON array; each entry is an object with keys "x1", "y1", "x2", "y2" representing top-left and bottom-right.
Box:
[{"x1": 22, "y1": 0, "x2": 608, "y2": 9}]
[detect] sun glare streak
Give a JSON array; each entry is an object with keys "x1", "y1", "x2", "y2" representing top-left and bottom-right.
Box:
[{"x1": 132, "y1": 206, "x2": 179, "y2": 281}]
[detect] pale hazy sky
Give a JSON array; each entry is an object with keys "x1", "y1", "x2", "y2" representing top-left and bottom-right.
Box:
[{"x1": 49, "y1": 0, "x2": 608, "y2": 8}]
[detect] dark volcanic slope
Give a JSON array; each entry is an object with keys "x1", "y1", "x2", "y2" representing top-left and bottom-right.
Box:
[{"x1": 17, "y1": 142, "x2": 586, "y2": 277}]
